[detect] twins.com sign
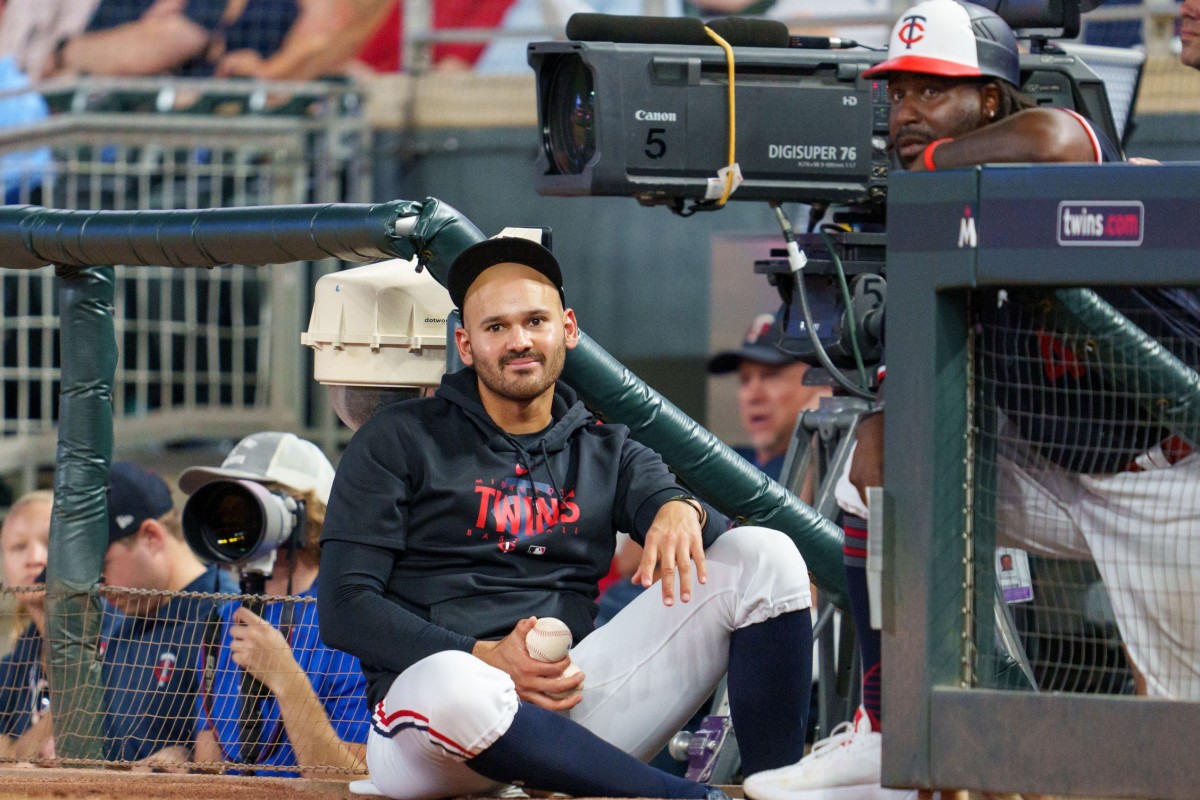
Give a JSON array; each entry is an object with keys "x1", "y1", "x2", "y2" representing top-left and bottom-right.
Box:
[{"x1": 1057, "y1": 201, "x2": 1144, "y2": 246}]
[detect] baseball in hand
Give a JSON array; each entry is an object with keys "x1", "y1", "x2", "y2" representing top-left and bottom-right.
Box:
[
  {"x1": 526, "y1": 617, "x2": 573, "y2": 662},
  {"x1": 526, "y1": 617, "x2": 582, "y2": 699}
]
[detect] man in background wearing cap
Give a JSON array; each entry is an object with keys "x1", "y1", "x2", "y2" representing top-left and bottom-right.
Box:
[
  {"x1": 320, "y1": 230, "x2": 816, "y2": 800},
  {"x1": 708, "y1": 312, "x2": 830, "y2": 483},
  {"x1": 179, "y1": 432, "x2": 369, "y2": 777},
  {"x1": 745, "y1": 2, "x2": 1118, "y2": 799},
  {"x1": 99, "y1": 461, "x2": 238, "y2": 766}
]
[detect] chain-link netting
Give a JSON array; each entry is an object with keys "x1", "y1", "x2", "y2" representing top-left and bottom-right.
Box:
[
  {"x1": 0, "y1": 584, "x2": 368, "y2": 776},
  {"x1": 970, "y1": 286, "x2": 1200, "y2": 700}
]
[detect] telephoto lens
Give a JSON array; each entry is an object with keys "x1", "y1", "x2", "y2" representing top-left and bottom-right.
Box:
[{"x1": 182, "y1": 479, "x2": 305, "y2": 565}]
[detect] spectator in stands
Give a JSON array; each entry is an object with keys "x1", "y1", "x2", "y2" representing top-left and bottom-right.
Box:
[
  {"x1": 41, "y1": 0, "x2": 223, "y2": 78},
  {"x1": 44, "y1": 0, "x2": 374, "y2": 81},
  {"x1": 0, "y1": 0, "x2": 99, "y2": 81},
  {"x1": 743, "y1": 2, "x2": 1125, "y2": 799},
  {"x1": 99, "y1": 462, "x2": 238, "y2": 766},
  {"x1": 353, "y1": 0, "x2": 518, "y2": 74},
  {"x1": 707, "y1": 312, "x2": 830, "y2": 483},
  {"x1": 0, "y1": 490, "x2": 53, "y2": 761},
  {"x1": 474, "y1": 0, "x2": 770, "y2": 74},
  {"x1": 179, "y1": 432, "x2": 369, "y2": 777},
  {"x1": 1181, "y1": 0, "x2": 1200, "y2": 70},
  {"x1": 213, "y1": 0, "x2": 389, "y2": 81}
]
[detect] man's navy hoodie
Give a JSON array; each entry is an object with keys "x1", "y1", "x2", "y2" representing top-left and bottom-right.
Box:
[{"x1": 321, "y1": 367, "x2": 724, "y2": 708}]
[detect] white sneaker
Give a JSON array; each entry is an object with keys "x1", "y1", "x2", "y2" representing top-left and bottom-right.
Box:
[
  {"x1": 349, "y1": 780, "x2": 384, "y2": 796},
  {"x1": 742, "y1": 711, "x2": 916, "y2": 800}
]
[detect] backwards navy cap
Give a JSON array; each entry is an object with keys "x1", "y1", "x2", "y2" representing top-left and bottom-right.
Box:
[{"x1": 447, "y1": 227, "x2": 565, "y2": 310}]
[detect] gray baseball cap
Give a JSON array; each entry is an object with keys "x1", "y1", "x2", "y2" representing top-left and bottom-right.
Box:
[
  {"x1": 707, "y1": 313, "x2": 799, "y2": 374},
  {"x1": 178, "y1": 432, "x2": 335, "y2": 505}
]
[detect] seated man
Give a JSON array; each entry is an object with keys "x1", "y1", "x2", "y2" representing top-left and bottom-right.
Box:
[
  {"x1": 319, "y1": 229, "x2": 816, "y2": 799},
  {"x1": 180, "y1": 432, "x2": 370, "y2": 777}
]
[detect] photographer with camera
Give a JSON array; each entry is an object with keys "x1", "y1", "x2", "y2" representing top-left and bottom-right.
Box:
[
  {"x1": 744, "y1": 2, "x2": 1126, "y2": 799},
  {"x1": 99, "y1": 462, "x2": 239, "y2": 767},
  {"x1": 179, "y1": 432, "x2": 369, "y2": 777}
]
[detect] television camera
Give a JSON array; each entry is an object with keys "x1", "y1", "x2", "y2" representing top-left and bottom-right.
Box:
[{"x1": 530, "y1": 3, "x2": 1121, "y2": 210}]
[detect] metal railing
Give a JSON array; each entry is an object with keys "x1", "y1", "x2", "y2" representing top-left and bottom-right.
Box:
[{"x1": 0, "y1": 78, "x2": 371, "y2": 491}]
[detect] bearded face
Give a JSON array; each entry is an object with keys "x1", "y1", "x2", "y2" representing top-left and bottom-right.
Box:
[{"x1": 456, "y1": 263, "x2": 578, "y2": 409}]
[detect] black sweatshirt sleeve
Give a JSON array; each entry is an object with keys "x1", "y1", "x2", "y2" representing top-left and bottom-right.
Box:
[{"x1": 318, "y1": 539, "x2": 476, "y2": 674}]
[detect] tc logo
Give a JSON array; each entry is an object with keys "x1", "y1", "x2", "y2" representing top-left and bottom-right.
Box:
[{"x1": 898, "y1": 15, "x2": 926, "y2": 49}]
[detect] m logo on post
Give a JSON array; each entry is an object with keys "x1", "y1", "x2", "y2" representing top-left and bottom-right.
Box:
[{"x1": 958, "y1": 207, "x2": 977, "y2": 248}]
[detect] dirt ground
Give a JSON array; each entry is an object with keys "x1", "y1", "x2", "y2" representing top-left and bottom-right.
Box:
[
  {"x1": 0, "y1": 770, "x2": 752, "y2": 800},
  {"x1": 0, "y1": 767, "x2": 361, "y2": 800},
  {"x1": 0, "y1": 771, "x2": 1130, "y2": 800}
]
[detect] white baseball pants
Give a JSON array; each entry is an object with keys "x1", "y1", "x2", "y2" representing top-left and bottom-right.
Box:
[
  {"x1": 996, "y1": 446, "x2": 1200, "y2": 699},
  {"x1": 361, "y1": 526, "x2": 812, "y2": 800}
]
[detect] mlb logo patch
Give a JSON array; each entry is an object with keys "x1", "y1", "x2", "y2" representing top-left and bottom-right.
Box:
[{"x1": 527, "y1": 545, "x2": 547, "y2": 555}]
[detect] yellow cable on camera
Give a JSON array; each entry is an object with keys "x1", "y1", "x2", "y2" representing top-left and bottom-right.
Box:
[{"x1": 703, "y1": 25, "x2": 736, "y2": 206}]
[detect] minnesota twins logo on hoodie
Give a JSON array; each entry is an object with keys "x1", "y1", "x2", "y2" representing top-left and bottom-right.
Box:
[{"x1": 474, "y1": 463, "x2": 581, "y2": 542}]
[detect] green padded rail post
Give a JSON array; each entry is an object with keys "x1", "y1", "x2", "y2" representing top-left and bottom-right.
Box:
[
  {"x1": 564, "y1": 333, "x2": 848, "y2": 609},
  {"x1": 47, "y1": 264, "x2": 115, "y2": 762}
]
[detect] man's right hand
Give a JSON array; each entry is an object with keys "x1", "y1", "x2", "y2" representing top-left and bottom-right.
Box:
[{"x1": 471, "y1": 617, "x2": 585, "y2": 711}]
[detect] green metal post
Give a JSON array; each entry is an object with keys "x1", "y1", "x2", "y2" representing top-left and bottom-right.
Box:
[{"x1": 47, "y1": 264, "x2": 114, "y2": 761}]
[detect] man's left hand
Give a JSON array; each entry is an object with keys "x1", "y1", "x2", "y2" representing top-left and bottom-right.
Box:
[{"x1": 633, "y1": 500, "x2": 708, "y2": 606}]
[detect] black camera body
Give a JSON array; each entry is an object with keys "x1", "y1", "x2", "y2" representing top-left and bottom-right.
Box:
[
  {"x1": 531, "y1": 41, "x2": 890, "y2": 206},
  {"x1": 530, "y1": 40, "x2": 1122, "y2": 207},
  {"x1": 756, "y1": 231, "x2": 888, "y2": 373}
]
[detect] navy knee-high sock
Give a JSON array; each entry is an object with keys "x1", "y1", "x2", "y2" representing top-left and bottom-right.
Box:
[
  {"x1": 844, "y1": 514, "x2": 882, "y2": 730},
  {"x1": 726, "y1": 609, "x2": 813, "y2": 776},
  {"x1": 466, "y1": 703, "x2": 711, "y2": 799}
]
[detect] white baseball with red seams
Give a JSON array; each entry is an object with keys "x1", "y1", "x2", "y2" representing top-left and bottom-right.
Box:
[
  {"x1": 525, "y1": 617, "x2": 573, "y2": 662},
  {"x1": 526, "y1": 617, "x2": 582, "y2": 700}
]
